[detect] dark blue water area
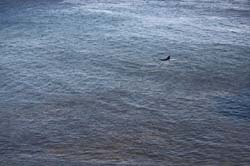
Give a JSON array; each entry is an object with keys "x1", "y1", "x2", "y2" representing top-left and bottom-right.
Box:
[
  {"x1": 213, "y1": 90, "x2": 250, "y2": 120},
  {"x1": 1, "y1": 0, "x2": 250, "y2": 165}
]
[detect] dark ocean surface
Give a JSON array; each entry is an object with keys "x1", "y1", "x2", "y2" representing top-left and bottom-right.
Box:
[{"x1": 1, "y1": 0, "x2": 250, "y2": 165}]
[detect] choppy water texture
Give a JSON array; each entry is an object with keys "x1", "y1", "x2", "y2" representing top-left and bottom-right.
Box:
[{"x1": 1, "y1": 0, "x2": 250, "y2": 165}]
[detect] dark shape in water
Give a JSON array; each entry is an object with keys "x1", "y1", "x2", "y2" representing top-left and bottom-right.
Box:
[{"x1": 160, "y1": 55, "x2": 170, "y2": 61}]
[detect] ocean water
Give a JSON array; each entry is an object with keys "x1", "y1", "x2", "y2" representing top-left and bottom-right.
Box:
[{"x1": 0, "y1": 0, "x2": 250, "y2": 165}]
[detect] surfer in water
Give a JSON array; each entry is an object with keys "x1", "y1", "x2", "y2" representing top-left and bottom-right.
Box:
[{"x1": 160, "y1": 55, "x2": 170, "y2": 61}]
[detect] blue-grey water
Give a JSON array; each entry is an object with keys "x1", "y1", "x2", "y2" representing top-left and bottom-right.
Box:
[{"x1": 1, "y1": 0, "x2": 250, "y2": 165}]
